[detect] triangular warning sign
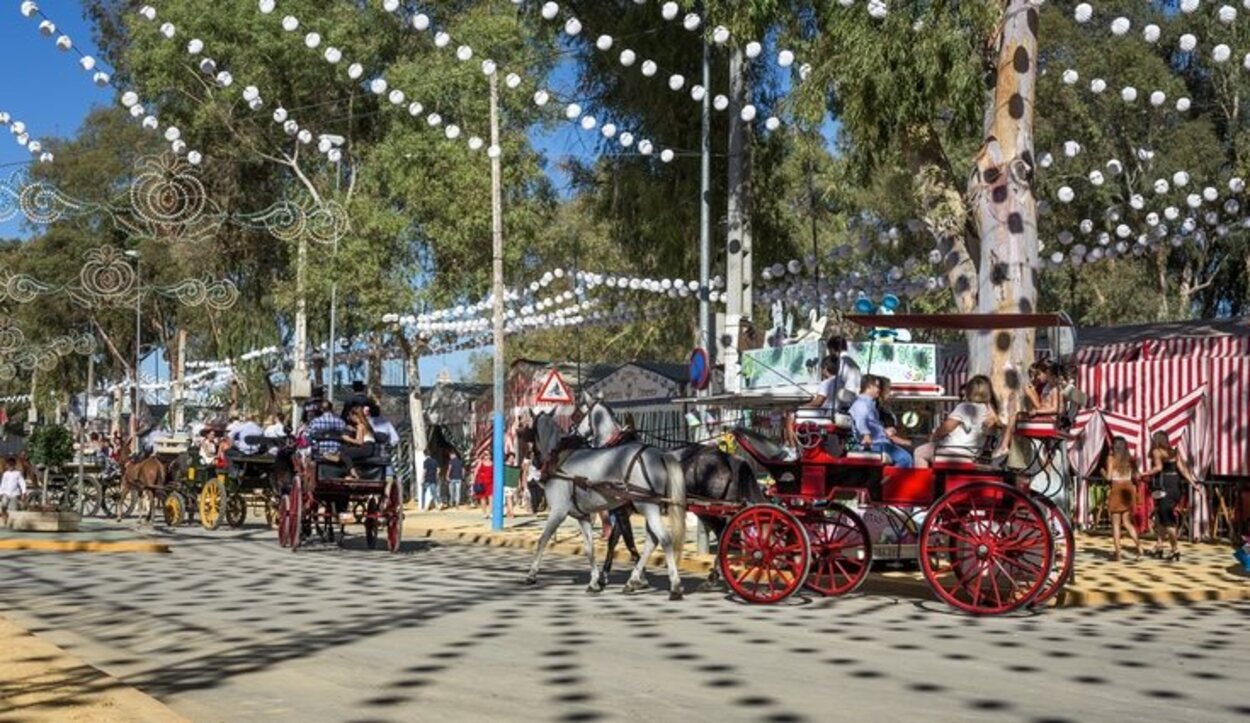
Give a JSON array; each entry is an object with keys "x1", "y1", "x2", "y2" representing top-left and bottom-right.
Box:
[{"x1": 536, "y1": 369, "x2": 574, "y2": 404}]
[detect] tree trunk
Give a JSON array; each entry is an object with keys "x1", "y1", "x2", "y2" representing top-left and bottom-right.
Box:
[
  {"x1": 968, "y1": 0, "x2": 1041, "y2": 416},
  {"x1": 904, "y1": 127, "x2": 979, "y2": 314},
  {"x1": 398, "y1": 333, "x2": 427, "y2": 504}
]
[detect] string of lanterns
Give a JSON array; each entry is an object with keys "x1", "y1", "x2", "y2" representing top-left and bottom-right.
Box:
[
  {"x1": 1071, "y1": 3, "x2": 1250, "y2": 74},
  {"x1": 17, "y1": 2, "x2": 200, "y2": 163},
  {"x1": 138, "y1": 2, "x2": 341, "y2": 164},
  {"x1": 0, "y1": 111, "x2": 54, "y2": 164}
]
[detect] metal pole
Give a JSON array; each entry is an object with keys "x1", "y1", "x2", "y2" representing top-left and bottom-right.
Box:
[
  {"x1": 724, "y1": 48, "x2": 746, "y2": 393},
  {"x1": 328, "y1": 160, "x2": 341, "y2": 404},
  {"x1": 293, "y1": 229, "x2": 308, "y2": 428},
  {"x1": 77, "y1": 352, "x2": 93, "y2": 515},
  {"x1": 133, "y1": 256, "x2": 141, "y2": 442},
  {"x1": 697, "y1": 30, "x2": 712, "y2": 556},
  {"x1": 489, "y1": 71, "x2": 506, "y2": 531}
]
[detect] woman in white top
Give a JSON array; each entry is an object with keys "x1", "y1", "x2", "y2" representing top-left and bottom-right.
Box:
[{"x1": 915, "y1": 375, "x2": 1000, "y2": 468}]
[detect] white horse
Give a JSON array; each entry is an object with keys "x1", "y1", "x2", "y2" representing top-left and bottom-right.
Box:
[{"x1": 524, "y1": 411, "x2": 688, "y2": 599}]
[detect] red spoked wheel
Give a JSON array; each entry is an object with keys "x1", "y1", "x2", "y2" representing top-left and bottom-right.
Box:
[
  {"x1": 364, "y1": 497, "x2": 380, "y2": 550},
  {"x1": 919, "y1": 482, "x2": 1053, "y2": 615},
  {"x1": 718, "y1": 504, "x2": 811, "y2": 604},
  {"x1": 801, "y1": 503, "x2": 872, "y2": 597},
  {"x1": 385, "y1": 480, "x2": 403, "y2": 553},
  {"x1": 1028, "y1": 492, "x2": 1074, "y2": 608}
]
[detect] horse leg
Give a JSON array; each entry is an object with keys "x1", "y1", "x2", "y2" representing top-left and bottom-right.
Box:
[
  {"x1": 600, "y1": 511, "x2": 621, "y2": 589},
  {"x1": 615, "y1": 505, "x2": 641, "y2": 562},
  {"x1": 641, "y1": 502, "x2": 683, "y2": 600},
  {"x1": 524, "y1": 483, "x2": 569, "y2": 585},
  {"x1": 622, "y1": 504, "x2": 660, "y2": 594},
  {"x1": 697, "y1": 516, "x2": 728, "y2": 593},
  {"x1": 579, "y1": 516, "x2": 603, "y2": 594}
]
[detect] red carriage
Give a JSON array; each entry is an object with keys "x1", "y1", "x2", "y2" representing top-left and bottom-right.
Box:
[
  {"x1": 276, "y1": 432, "x2": 404, "y2": 553},
  {"x1": 690, "y1": 313, "x2": 1076, "y2": 614}
]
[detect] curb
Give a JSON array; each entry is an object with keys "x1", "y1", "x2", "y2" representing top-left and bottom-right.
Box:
[
  {"x1": 0, "y1": 539, "x2": 171, "y2": 554},
  {"x1": 406, "y1": 522, "x2": 1250, "y2": 609}
]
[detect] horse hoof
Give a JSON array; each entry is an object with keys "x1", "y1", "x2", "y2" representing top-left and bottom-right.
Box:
[
  {"x1": 696, "y1": 580, "x2": 725, "y2": 594},
  {"x1": 622, "y1": 579, "x2": 651, "y2": 595},
  {"x1": 669, "y1": 589, "x2": 684, "y2": 601},
  {"x1": 586, "y1": 585, "x2": 603, "y2": 595}
]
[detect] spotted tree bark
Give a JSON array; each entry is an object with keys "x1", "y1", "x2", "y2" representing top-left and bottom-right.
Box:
[{"x1": 967, "y1": 0, "x2": 1040, "y2": 415}]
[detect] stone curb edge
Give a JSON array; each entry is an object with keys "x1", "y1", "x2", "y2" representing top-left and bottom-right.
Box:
[{"x1": 0, "y1": 539, "x2": 171, "y2": 553}]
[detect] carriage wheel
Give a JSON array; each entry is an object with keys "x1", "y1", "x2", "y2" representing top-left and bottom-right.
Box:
[
  {"x1": 277, "y1": 493, "x2": 291, "y2": 548},
  {"x1": 718, "y1": 504, "x2": 811, "y2": 604},
  {"x1": 385, "y1": 480, "x2": 404, "y2": 553},
  {"x1": 199, "y1": 479, "x2": 225, "y2": 531},
  {"x1": 364, "y1": 497, "x2": 380, "y2": 550},
  {"x1": 225, "y1": 494, "x2": 247, "y2": 528},
  {"x1": 103, "y1": 485, "x2": 139, "y2": 519},
  {"x1": 60, "y1": 478, "x2": 104, "y2": 517},
  {"x1": 920, "y1": 482, "x2": 1053, "y2": 615},
  {"x1": 163, "y1": 492, "x2": 187, "y2": 527},
  {"x1": 1028, "y1": 492, "x2": 1074, "y2": 608},
  {"x1": 801, "y1": 503, "x2": 873, "y2": 597},
  {"x1": 286, "y1": 477, "x2": 304, "y2": 552}
]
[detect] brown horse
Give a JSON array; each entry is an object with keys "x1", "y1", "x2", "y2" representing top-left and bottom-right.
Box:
[{"x1": 116, "y1": 436, "x2": 168, "y2": 523}]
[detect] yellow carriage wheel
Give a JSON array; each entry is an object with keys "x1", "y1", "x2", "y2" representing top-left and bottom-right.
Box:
[{"x1": 199, "y1": 479, "x2": 225, "y2": 531}]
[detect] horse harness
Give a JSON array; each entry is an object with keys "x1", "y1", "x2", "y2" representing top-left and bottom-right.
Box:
[{"x1": 543, "y1": 444, "x2": 673, "y2": 517}]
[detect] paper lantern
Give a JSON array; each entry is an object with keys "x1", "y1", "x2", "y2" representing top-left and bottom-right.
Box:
[
  {"x1": 1129, "y1": 194, "x2": 1145, "y2": 210},
  {"x1": 601, "y1": 123, "x2": 617, "y2": 138},
  {"x1": 1038, "y1": 152, "x2": 1053, "y2": 168},
  {"x1": 565, "y1": 103, "x2": 581, "y2": 120},
  {"x1": 580, "y1": 116, "x2": 596, "y2": 130},
  {"x1": 164, "y1": 126, "x2": 181, "y2": 142},
  {"x1": 1177, "y1": 97, "x2": 1192, "y2": 112},
  {"x1": 426, "y1": 113, "x2": 442, "y2": 127},
  {"x1": 1121, "y1": 86, "x2": 1137, "y2": 102},
  {"x1": 683, "y1": 13, "x2": 701, "y2": 31},
  {"x1": 1179, "y1": 34, "x2": 1197, "y2": 52},
  {"x1": 1181, "y1": 0, "x2": 1200, "y2": 13},
  {"x1": 187, "y1": 38, "x2": 204, "y2": 55},
  {"x1": 324, "y1": 47, "x2": 342, "y2": 63},
  {"x1": 1230, "y1": 177, "x2": 1245, "y2": 192},
  {"x1": 1074, "y1": 3, "x2": 1093, "y2": 23},
  {"x1": 662, "y1": 2, "x2": 680, "y2": 20},
  {"x1": 409, "y1": 101, "x2": 425, "y2": 116},
  {"x1": 348, "y1": 63, "x2": 364, "y2": 79},
  {"x1": 273, "y1": 107, "x2": 288, "y2": 123},
  {"x1": 746, "y1": 41, "x2": 763, "y2": 59},
  {"x1": 297, "y1": 129, "x2": 312, "y2": 144},
  {"x1": 1187, "y1": 194, "x2": 1202, "y2": 208},
  {"x1": 1110, "y1": 17, "x2": 1130, "y2": 35},
  {"x1": 1090, "y1": 78, "x2": 1106, "y2": 94},
  {"x1": 456, "y1": 45, "x2": 473, "y2": 61},
  {"x1": 778, "y1": 50, "x2": 796, "y2": 68},
  {"x1": 596, "y1": 35, "x2": 613, "y2": 51},
  {"x1": 1164, "y1": 206, "x2": 1180, "y2": 221},
  {"x1": 660, "y1": 149, "x2": 675, "y2": 163},
  {"x1": 1220, "y1": 5, "x2": 1238, "y2": 22},
  {"x1": 713, "y1": 95, "x2": 729, "y2": 111},
  {"x1": 383, "y1": 0, "x2": 399, "y2": 11},
  {"x1": 712, "y1": 26, "x2": 731, "y2": 44},
  {"x1": 468, "y1": 137, "x2": 484, "y2": 151},
  {"x1": 639, "y1": 140, "x2": 653, "y2": 155},
  {"x1": 388, "y1": 89, "x2": 405, "y2": 105},
  {"x1": 304, "y1": 32, "x2": 321, "y2": 49},
  {"x1": 216, "y1": 71, "x2": 233, "y2": 87},
  {"x1": 740, "y1": 105, "x2": 757, "y2": 122},
  {"x1": 370, "y1": 78, "x2": 388, "y2": 94},
  {"x1": 19, "y1": 2, "x2": 38, "y2": 18},
  {"x1": 1149, "y1": 90, "x2": 1166, "y2": 106},
  {"x1": 867, "y1": 0, "x2": 888, "y2": 18},
  {"x1": 765, "y1": 116, "x2": 781, "y2": 131},
  {"x1": 534, "y1": 90, "x2": 550, "y2": 106},
  {"x1": 281, "y1": 16, "x2": 299, "y2": 31},
  {"x1": 1106, "y1": 159, "x2": 1123, "y2": 175},
  {"x1": 564, "y1": 18, "x2": 582, "y2": 36},
  {"x1": 691, "y1": 85, "x2": 706, "y2": 101},
  {"x1": 619, "y1": 132, "x2": 634, "y2": 147},
  {"x1": 619, "y1": 49, "x2": 636, "y2": 66},
  {"x1": 142, "y1": 115, "x2": 159, "y2": 130},
  {"x1": 92, "y1": 71, "x2": 110, "y2": 87},
  {"x1": 1203, "y1": 186, "x2": 1219, "y2": 202},
  {"x1": 1057, "y1": 186, "x2": 1075, "y2": 203},
  {"x1": 435, "y1": 32, "x2": 450, "y2": 48},
  {"x1": 129, "y1": 104, "x2": 145, "y2": 118},
  {"x1": 412, "y1": 14, "x2": 430, "y2": 31},
  {"x1": 1063, "y1": 140, "x2": 1081, "y2": 157},
  {"x1": 668, "y1": 74, "x2": 685, "y2": 91},
  {"x1": 1061, "y1": 69, "x2": 1078, "y2": 85},
  {"x1": 641, "y1": 60, "x2": 657, "y2": 77},
  {"x1": 444, "y1": 125, "x2": 461, "y2": 140},
  {"x1": 541, "y1": 2, "x2": 559, "y2": 21},
  {"x1": 1089, "y1": 170, "x2": 1104, "y2": 186},
  {"x1": 1214, "y1": 44, "x2": 1231, "y2": 63},
  {"x1": 1143, "y1": 24, "x2": 1160, "y2": 43}
]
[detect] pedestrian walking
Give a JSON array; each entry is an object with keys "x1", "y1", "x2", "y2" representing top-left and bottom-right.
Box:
[
  {"x1": 422, "y1": 454, "x2": 440, "y2": 512},
  {"x1": 0, "y1": 456, "x2": 27, "y2": 523},
  {"x1": 1147, "y1": 432, "x2": 1199, "y2": 561},
  {"x1": 1104, "y1": 437, "x2": 1144, "y2": 561},
  {"x1": 446, "y1": 451, "x2": 464, "y2": 508}
]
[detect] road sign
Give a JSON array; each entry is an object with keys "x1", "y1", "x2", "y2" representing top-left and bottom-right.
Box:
[{"x1": 535, "y1": 369, "x2": 574, "y2": 404}]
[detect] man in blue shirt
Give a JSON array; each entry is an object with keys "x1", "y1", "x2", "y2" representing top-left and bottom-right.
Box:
[
  {"x1": 849, "y1": 375, "x2": 914, "y2": 468},
  {"x1": 307, "y1": 402, "x2": 347, "y2": 458}
]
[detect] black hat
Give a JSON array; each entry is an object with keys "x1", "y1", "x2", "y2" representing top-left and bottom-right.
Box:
[{"x1": 351, "y1": 380, "x2": 366, "y2": 393}]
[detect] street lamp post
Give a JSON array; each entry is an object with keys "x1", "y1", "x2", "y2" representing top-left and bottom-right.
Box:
[
  {"x1": 489, "y1": 71, "x2": 506, "y2": 532},
  {"x1": 321, "y1": 134, "x2": 346, "y2": 403},
  {"x1": 124, "y1": 250, "x2": 140, "y2": 442}
]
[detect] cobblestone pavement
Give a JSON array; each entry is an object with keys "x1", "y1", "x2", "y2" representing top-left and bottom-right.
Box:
[{"x1": 2, "y1": 525, "x2": 1248, "y2": 722}]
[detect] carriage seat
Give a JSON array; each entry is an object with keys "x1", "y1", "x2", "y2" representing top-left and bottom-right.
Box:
[
  {"x1": 844, "y1": 449, "x2": 887, "y2": 465},
  {"x1": 732, "y1": 428, "x2": 795, "y2": 464},
  {"x1": 1015, "y1": 414, "x2": 1066, "y2": 440}
]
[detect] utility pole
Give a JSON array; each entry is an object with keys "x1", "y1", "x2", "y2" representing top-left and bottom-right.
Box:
[
  {"x1": 126, "y1": 250, "x2": 141, "y2": 441},
  {"x1": 76, "y1": 350, "x2": 94, "y2": 514},
  {"x1": 172, "y1": 329, "x2": 186, "y2": 432},
  {"x1": 291, "y1": 223, "x2": 309, "y2": 428},
  {"x1": 724, "y1": 48, "x2": 748, "y2": 392},
  {"x1": 699, "y1": 29, "x2": 713, "y2": 375},
  {"x1": 328, "y1": 158, "x2": 342, "y2": 404},
  {"x1": 489, "y1": 71, "x2": 506, "y2": 532}
]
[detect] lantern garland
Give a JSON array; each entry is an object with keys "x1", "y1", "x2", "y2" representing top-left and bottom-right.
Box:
[
  {"x1": 17, "y1": 2, "x2": 201, "y2": 163},
  {"x1": 138, "y1": 2, "x2": 341, "y2": 164},
  {"x1": 0, "y1": 112, "x2": 54, "y2": 164}
]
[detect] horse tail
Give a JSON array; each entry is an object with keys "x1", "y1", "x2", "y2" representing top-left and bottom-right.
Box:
[{"x1": 662, "y1": 451, "x2": 687, "y2": 564}]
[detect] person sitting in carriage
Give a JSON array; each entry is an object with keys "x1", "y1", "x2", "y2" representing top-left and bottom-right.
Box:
[
  {"x1": 849, "y1": 375, "x2": 914, "y2": 467},
  {"x1": 913, "y1": 375, "x2": 1002, "y2": 468},
  {"x1": 340, "y1": 380, "x2": 379, "y2": 423},
  {"x1": 307, "y1": 401, "x2": 347, "y2": 460}
]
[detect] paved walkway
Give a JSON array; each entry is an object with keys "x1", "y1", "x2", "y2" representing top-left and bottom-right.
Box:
[
  {"x1": 0, "y1": 518, "x2": 170, "y2": 553},
  {"x1": 403, "y1": 507, "x2": 1250, "y2": 608},
  {"x1": 0, "y1": 615, "x2": 185, "y2": 722}
]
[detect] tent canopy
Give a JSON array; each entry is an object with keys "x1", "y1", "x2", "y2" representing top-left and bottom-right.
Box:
[{"x1": 844, "y1": 313, "x2": 1072, "y2": 330}]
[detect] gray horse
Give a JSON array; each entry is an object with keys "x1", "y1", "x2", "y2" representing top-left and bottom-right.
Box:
[
  {"x1": 525, "y1": 411, "x2": 688, "y2": 599},
  {"x1": 575, "y1": 401, "x2": 766, "y2": 592}
]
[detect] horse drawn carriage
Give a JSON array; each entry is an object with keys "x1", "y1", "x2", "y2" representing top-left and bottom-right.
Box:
[
  {"x1": 276, "y1": 431, "x2": 403, "y2": 552},
  {"x1": 197, "y1": 434, "x2": 285, "y2": 530},
  {"x1": 529, "y1": 313, "x2": 1076, "y2": 615}
]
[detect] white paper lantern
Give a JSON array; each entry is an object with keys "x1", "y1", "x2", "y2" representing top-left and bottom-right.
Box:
[
  {"x1": 38, "y1": 20, "x2": 55, "y2": 36},
  {"x1": 778, "y1": 50, "x2": 796, "y2": 68},
  {"x1": 456, "y1": 45, "x2": 473, "y2": 61},
  {"x1": 297, "y1": 129, "x2": 312, "y2": 144},
  {"x1": 660, "y1": 149, "x2": 675, "y2": 163},
  {"x1": 1061, "y1": 69, "x2": 1078, "y2": 85},
  {"x1": 619, "y1": 132, "x2": 634, "y2": 147},
  {"x1": 445, "y1": 125, "x2": 461, "y2": 140},
  {"x1": 1058, "y1": 186, "x2": 1075, "y2": 203},
  {"x1": 1110, "y1": 17, "x2": 1130, "y2": 35},
  {"x1": 712, "y1": 26, "x2": 731, "y2": 44},
  {"x1": 426, "y1": 113, "x2": 441, "y2": 127},
  {"x1": 142, "y1": 115, "x2": 159, "y2": 130},
  {"x1": 765, "y1": 116, "x2": 781, "y2": 131},
  {"x1": 564, "y1": 18, "x2": 582, "y2": 36},
  {"x1": 668, "y1": 74, "x2": 685, "y2": 91},
  {"x1": 434, "y1": 32, "x2": 451, "y2": 48},
  {"x1": 92, "y1": 71, "x2": 110, "y2": 87},
  {"x1": 370, "y1": 78, "x2": 388, "y2": 94},
  {"x1": 1165, "y1": 206, "x2": 1180, "y2": 221},
  {"x1": 388, "y1": 89, "x2": 405, "y2": 105},
  {"x1": 121, "y1": 91, "x2": 139, "y2": 107},
  {"x1": 1203, "y1": 186, "x2": 1219, "y2": 202},
  {"x1": 1230, "y1": 177, "x2": 1245, "y2": 192},
  {"x1": 412, "y1": 13, "x2": 430, "y2": 31},
  {"x1": 1187, "y1": 194, "x2": 1203, "y2": 208},
  {"x1": 746, "y1": 41, "x2": 763, "y2": 59},
  {"x1": 683, "y1": 13, "x2": 701, "y2": 31},
  {"x1": 565, "y1": 103, "x2": 581, "y2": 120},
  {"x1": 19, "y1": 2, "x2": 38, "y2": 19},
  {"x1": 691, "y1": 85, "x2": 706, "y2": 102},
  {"x1": 1143, "y1": 24, "x2": 1161, "y2": 43},
  {"x1": 713, "y1": 95, "x2": 729, "y2": 111},
  {"x1": 129, "y1": 105, "x2": 144, "y2": 118},
  {"x1": 304, "y1": 32, "x2": 321, "y2": 49},
  {"x1": 867, "y1": 0, "x2": 889, "y2": 18},
  {"x1": 1179, "y1": 34, "x2": 1197, "y2": 52},
  {"x1": 383, "y1": 0, "x2": 399, "y2": 11},
  {"x1": 619, "y1": 49, "x2": 636, "y2": 67},
  {"x1": 186, "y1": 38, "x2": 204, "y2": 55},
  {"x1": 534, "y1": 90, "x2": 550, "y2": 106},
  {"x1": 1177, "y1": 97, "x2": 1192, "y2": 112},
  {"x1": 1181, "y1": 0, "x2": 1200, "y2": 13},
  {"x1": 273, "y1": 107, "x2": 288, "y2": 123},
  {"x1": 283, "y1": 119, "x2": 298, "y2": 135},
  {"x1": 580, "y1": 116, "x2": 596, "y2": 130},
  {"x1": 1089, "y1": 170, "x2": 1105, "y2": 186},
  {"x1": 164, "y1": 126, "x2": 181, "y2": 142},
  {"x1": 596, "y1": 35, "x2": 613, "y2": 51},
  {"x1": 323, "y1": 47, "x2": 342, "y2": 64},
  {"x1": 1090, "y1": 78, "x2": 1106, "y2": 94},
  {"x1": 1215, "y1": 44, "x2": 1232, "y2": 63},
  {"x1": 641, "y1": 60, "x2": 657, "y2": 77},
  {"x1": 1121, "y1": 86, "x2": 1137, "y2": 102},
  {"x1": 1149, "y1": 90, "x2": 1166, "y2": 107},
  {"x1": 1220, "y1": 4, "x2": 1238, "y2": 22},
  {"x1": 216, "y1": 71, "x2": 233, "y2": 87},
  {"x1": 1130, "y1": 194, "x2": 1145, "y2": 210},
  {"x1": 1079, "y1": 220, "x2": 1094, "y2": 234},
  {"x1": 1063, "y1": 140, "x2": 1081, "y2": 157},
  {"x1": 348, "y1": 63, "x2": 364, "y2": 80},
  {"x1": 662, "y1": 2, "x2": 680, "y2": 20},
  {"x1": 407, "y1": 101, "x2": 423, "y2": 116},
  {"x1": 601, "y1": 123, "x2": 617, "y2": 138},
  {"x1": 1106, "y1": 159, "x2": 1123, "y2": 175},
  {"x1": 468, "y1": 136, "x2": 484, "y2": 151},
  {"x1": 1074, "y1": 3, "x2": 1093, "y2": 23}
]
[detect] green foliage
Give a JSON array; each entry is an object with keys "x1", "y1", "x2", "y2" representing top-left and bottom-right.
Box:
[{"x1": 27, "y1": 425, "x2": 75, "y2": 469}]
